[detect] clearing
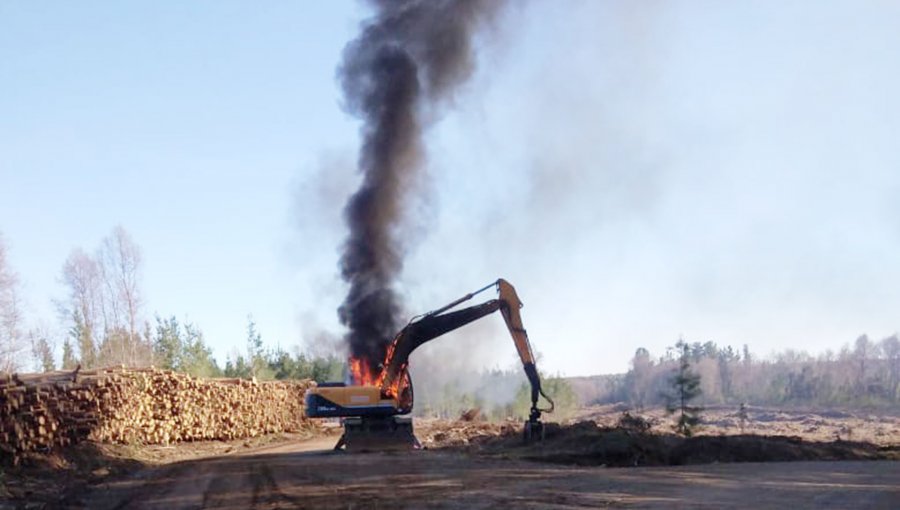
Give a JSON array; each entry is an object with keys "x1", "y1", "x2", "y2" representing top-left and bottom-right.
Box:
[{"x1": 3, "y1": 408, "x2": 899, "y2": 509}]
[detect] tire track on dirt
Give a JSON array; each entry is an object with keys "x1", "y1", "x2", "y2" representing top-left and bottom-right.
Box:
[{"x1": 74, "y1": 437, "x2": 900, "y2": 509}]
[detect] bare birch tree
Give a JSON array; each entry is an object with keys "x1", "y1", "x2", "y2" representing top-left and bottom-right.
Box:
[
  {"x1": 61, "y1": 248, "x2": 102, "y2": 367},
  {"x1": 854, "y1": 335, "x2": 873, "y2": 397},
  {"x1": 628, "y1": 347, "x2": 653, "y2": 410},
  {"x1": 882, "y1": 335, "x2": 900, "y2": 401},
  {"x1": 60, "y1": 226, "x2": 148, "y2": 368},
  {"x1": 98, "y1": 226, "x2": 143, "y2": 365},
  {"x1": 62, "y1": 248, "x2": 102, "y2": 333},
  {"x1": 0, "y1": 234, "x2": 26, "y2": 372}
]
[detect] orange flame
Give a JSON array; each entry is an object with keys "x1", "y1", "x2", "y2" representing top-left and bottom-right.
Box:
[
  {"x1": 381, "y1": 364, "x2": 406, "y2": 399},
  {"x1": 376, "y1": 334, "x2": 406, "y2": 398},
  {"x1": 348, "y1": 333, "x2": 407, "y2": 399},
  {"x1": 348, "y1": 357, "x2": 380, "y2": 386}
]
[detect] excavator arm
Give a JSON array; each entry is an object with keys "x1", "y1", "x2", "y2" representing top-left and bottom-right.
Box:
[
  {"x1": 377, "y1": 279, "x2": 554, "y2": 428},
  {"x1": 495, "y1": 279, "x2": 555, "y2": 425}
]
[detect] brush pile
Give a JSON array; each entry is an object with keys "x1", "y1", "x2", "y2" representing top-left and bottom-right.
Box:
[
  {"x1": 0, "y1": 367, "x2": 315, "y2": 465},
  {"x1": 419, "y1": 419, "x2": 519, "y2": 448}
]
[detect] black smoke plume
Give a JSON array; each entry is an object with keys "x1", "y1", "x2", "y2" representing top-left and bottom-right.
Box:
[{"x1": 337, "y1": 0, "x2": 505, "y2": 375}]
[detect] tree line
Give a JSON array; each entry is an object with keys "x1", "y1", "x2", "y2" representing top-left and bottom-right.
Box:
[
  {"x1": 4, "y1": 227, "x2": 899, "y2": 409},
  {"x1": 575, "y1": 335, "x2": 900, "y2": 410},
  {"x1": 0, "y1": 227, "x2": 342, "y2": 382},
  {"x1": 149, "y1": 314, "x2": 344, "y2": 382}
]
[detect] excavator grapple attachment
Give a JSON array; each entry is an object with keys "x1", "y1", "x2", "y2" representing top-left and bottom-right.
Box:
[
  {"x1": 523, "y1": 406, "x2": 546, "y2": 443},
  {"x1": 523, "y1": 419, "x2": 545, "y2": 443}
]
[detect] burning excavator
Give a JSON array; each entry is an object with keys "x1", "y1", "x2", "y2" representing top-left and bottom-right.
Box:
[{"x1": 305, "y1": 278, "x2": 554, "y2": 451}]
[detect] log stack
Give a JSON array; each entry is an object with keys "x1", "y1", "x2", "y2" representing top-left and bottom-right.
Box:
[{"x1": 0, "y1": 367, "x2": 316, "y2": 465}]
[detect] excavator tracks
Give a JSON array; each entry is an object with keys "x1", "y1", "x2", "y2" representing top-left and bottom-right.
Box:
[{"x1": 334, "y1": 416, "x2": 422, "y2": 452}]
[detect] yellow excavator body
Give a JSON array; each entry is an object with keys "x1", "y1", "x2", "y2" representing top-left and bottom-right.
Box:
[{"x1": 305, "y1": 384, "x2": 398, "y2": 418}]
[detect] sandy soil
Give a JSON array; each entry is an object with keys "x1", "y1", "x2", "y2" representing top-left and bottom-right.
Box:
[{"x1": 63, "y1": 437, "x2": 899, "y2": 509}]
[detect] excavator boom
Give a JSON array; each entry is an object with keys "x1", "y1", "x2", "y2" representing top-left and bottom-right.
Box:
[
  {"x1": 377, "y1": 299, "x2": 501, "y2": 400},
  {"x1": 377, "y1": 279, "x2": 553, "y2": 421}
]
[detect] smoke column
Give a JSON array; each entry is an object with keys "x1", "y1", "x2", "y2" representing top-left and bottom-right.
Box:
[{"x1": 338, "y1": 0, "x2": 505, "y2": 375}]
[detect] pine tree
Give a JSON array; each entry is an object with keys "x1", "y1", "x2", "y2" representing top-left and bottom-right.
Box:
[
  {"x1": 61, "y1": 338, "x2": 78, "y2": 369},
  {"x1": 180, "y1": 322, "x2": 220, "y2": 378},
  {"x1": 666, "y1": 340, "x2": 703, "y2": 436},
  {"x1": 245, "y1": 316, "x2": 273, "y2": 380},
  {"x1": 153, "y1": 316, "x2": 182, "y2": 370},
  {"x1": 224, "y1": 355, "x2": 251, "y2": 378},
  {"x1": 70, "y1": 310, "x2": 96, "y2": 368},
  {"x1": 29, "y1": 331, "x2": 55, "y2": 372}
]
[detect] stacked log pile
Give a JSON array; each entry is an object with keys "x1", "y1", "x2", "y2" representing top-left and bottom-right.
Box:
[{"x1": 0, "y1": 367, "x2": 316, "y2": 464}]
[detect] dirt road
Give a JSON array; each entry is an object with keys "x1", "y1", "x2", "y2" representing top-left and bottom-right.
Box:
[{"x1": 69, "y1": 437, "x2": 899, "y2": 509}]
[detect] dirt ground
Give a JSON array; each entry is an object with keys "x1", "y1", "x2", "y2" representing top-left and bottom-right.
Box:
[
  {"x1": 66, "y1": 439, "x2": 899, "y2": 509},
  {"x1": 0, "y1": 432, "x2": 319, "y2": 509},
  {"x1": 3, "y1": 409, "x2": 899, "y2": 509}
]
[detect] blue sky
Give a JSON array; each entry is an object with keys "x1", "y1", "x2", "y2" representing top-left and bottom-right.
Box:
[{"x1": 2, "y1": 1, "x2": 899, "y2": 376}]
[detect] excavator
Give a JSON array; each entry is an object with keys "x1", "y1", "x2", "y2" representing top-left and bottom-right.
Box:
[{"x1": 304, "y1": 278, "x2": 555, "y2": 451}]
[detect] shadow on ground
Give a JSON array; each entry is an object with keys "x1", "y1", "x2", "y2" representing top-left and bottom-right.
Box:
[{"x1": 1, "y1": 442, "x2": 146, "y2": 508}]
